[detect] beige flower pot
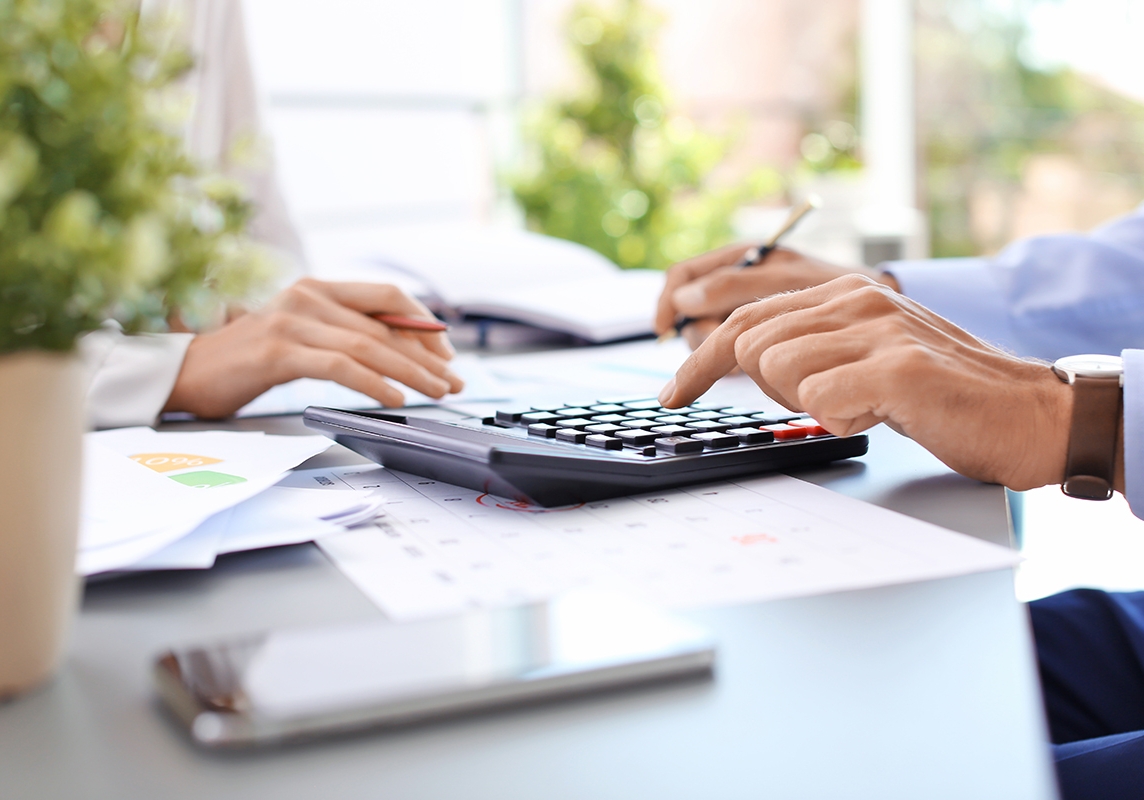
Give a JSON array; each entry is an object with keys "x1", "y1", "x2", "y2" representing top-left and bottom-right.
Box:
[{"x1": 0, "y1": 350, "x2": 85, "y2": 699}]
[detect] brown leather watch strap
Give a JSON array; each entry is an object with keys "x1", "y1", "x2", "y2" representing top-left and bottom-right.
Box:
[{"x1": 1062, "y1": 376, "x2": 1122, "y2": 500}]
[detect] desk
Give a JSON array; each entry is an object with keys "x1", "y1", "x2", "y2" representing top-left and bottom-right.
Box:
[{"x1": 0, "y1": 422, "x2": 1058, "y2": 799}]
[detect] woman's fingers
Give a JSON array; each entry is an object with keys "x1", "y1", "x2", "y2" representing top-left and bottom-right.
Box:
[
  {"x1": 278, "y1": 343, "x2": 409, "y2": 407},
  {"x1": 313, "y1": 280, "x2": 456, "y2": 360},
  {"x1": 274, "y1": 281, "x2": 462, "y2": 388},
  {"x1": 284, "y1": 314, "x2": 454, "y2": 399}
]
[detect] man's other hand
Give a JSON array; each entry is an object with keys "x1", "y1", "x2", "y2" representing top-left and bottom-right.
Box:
[
  {"x1": 658, "y1": 274, "x2": 1071, "y2": 492},
  {"x1": 653, "y1": 244, "x2": 901, "y2": 349},
  {"x1": 164, "y1": 278, "x2": 464, "y2": 419}
]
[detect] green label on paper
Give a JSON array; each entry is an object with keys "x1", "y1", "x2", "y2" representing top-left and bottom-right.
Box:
[{"x1": 168, "y1": 470, "x2": 248, "y2": 489}]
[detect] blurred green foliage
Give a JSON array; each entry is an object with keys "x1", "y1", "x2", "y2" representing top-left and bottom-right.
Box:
[
  {"x1": 917, "y1": 0, "x2": 1144, "y2": 257},
  {"x1": 0, "y1": 0, "x2": 269, "y2": 354},
  {"x1": 508, "y1": 0, "x2": 780, "y2": 270}
]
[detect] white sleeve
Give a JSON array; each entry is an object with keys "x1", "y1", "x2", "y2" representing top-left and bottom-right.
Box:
[
  {"x1": 182, "y1": 0, "x2": 307, "y2": 285},
  {"x1": 143, "y1": 0, "x2": 307, "y2": 286},
  {"x1": 79, "y1": 326, "x2": 194, "y2": 430},
  {"x1": 1123, "y1": 349, "x2": 1144, "y2": 519}
]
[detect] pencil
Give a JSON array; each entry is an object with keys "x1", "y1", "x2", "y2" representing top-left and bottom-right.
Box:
[
  {"x1": 371, "y1": 313, "x2": 450, "y2": 332},
  {"x1": 658, "y1": 195, "x2": 821, "y2": 343}
]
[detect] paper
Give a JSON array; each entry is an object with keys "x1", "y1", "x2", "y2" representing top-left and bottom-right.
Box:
[
  {"x1": 235, "y1": 353, "x2": 509, "y2": 418},
  {"x1": 303, "y1": 224, "x2": 661, "y2": 342},
  {"x1": 80, "y1": 429, "x2": 333, "y2": 575},
  {"x1": 479, "y1": 338, "x2": 791, "y2": 413},
  {"x1": 304, "y1": 223, "x2": 620, "y2": 306},
  {"x1": 314, "y1": 465, "x2": 1019, "y2": 621}
]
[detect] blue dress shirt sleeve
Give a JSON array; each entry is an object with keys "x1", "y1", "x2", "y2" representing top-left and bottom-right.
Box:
[{"x1": 886, "y1": 206, "x2": 1144, "y2": 362}]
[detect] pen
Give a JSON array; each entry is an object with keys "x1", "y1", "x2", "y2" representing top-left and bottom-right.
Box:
[
  {"x1": 371, "y1": 313, "x2": 450, "y2": 332},
  {"x1": 658, "y1": 194, "x2": 822, "y2": 343}
]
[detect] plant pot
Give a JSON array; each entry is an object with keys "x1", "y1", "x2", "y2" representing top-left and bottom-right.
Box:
[{"x1": 0, "y1": 350, "x2": 85, "y2": 699}]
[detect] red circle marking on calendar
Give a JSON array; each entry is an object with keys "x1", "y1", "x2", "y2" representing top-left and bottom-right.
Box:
[{"x1": 475, "y1": 494, "x2": 585, "y2": 513}]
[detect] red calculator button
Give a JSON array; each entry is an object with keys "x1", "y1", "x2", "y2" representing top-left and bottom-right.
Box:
[
  {"x1": 762, "y1": 424, "x2": 809, "y2": 440},
  {"x1": 789, "y1": 419, "x2": 830, "y2": 436}
]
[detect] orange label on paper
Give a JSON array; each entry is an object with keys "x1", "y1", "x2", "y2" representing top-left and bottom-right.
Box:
[{"x1": 129, "y1": 453, "x2": 223, "y2": 473}]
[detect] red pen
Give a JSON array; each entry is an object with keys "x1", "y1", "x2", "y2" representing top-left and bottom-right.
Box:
[{"x1": 370, "y1": 313, "x2": 450, "y2": 332}]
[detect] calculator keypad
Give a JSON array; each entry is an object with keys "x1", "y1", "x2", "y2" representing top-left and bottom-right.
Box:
[{"x1": 490, "y1": 399, "x2": 831, "y2": 458}]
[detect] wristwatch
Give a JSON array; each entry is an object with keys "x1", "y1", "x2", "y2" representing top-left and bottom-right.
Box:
[{"x1": 1051, "y1": 354, "x2": 1124, "y2": 500}]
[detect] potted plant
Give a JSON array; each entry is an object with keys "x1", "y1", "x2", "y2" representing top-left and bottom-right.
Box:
[{"x1": 0, "y1": 0, "x2": 265, "y2": 698}]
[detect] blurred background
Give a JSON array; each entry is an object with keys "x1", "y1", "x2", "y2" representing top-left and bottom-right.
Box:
[{"x1": 243, "y1": 0, "x2": 1144, "y2": 270}]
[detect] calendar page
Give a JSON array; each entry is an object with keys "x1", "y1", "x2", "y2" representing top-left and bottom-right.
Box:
[{"x1": 295, "y1": 465, "x2": 1019, "y2": 621}]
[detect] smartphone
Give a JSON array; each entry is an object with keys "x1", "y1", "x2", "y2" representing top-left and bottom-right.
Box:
[{"x1": 154, "y1": 590, "x2": 716, "y2": 748}]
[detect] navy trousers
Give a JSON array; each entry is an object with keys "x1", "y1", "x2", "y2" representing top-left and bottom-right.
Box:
[{"x1": 1030, "y1": 589, "x2": 1144, "y2": 799}]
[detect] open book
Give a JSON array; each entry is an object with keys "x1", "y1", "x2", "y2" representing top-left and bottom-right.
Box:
[{"x1": 304, "y1": 224, "x2": 666, "y2": 343}]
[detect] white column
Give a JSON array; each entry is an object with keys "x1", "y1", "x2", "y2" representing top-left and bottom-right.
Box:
[{"x1": 858, "y1": 0, "x2": 926, "y2": 259}]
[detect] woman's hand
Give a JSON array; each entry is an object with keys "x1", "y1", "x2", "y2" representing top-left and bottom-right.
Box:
[
  {"x1": 658, "y1": 274, "x2": 1072, "y2": 492},
  {"x1": 164, "y1": 278, "x2": 463, "y2": 419}
]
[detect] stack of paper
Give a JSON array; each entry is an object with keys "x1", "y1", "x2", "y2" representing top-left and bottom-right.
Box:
[{"x1": 79, "y1": 428, "x2": 374, "y2": 576}]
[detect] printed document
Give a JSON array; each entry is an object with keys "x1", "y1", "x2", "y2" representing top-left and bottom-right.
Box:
[{"x1": 304, "y1": 465, "x2": 1020, "y2": 621}]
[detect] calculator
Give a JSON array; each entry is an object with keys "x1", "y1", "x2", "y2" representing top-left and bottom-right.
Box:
[{"x1": 303, "y1": 399, "x2": 868, "y2": 507}]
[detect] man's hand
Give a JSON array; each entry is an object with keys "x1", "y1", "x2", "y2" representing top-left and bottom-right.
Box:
[
  {"x1": 653, "y1": 244, "x2": 900, "y2": 348},
  {"x1": 658, "y1": 274, "x2": 1072, "y2": 492},
  {"x1": 164, "y1": 278, "x2": 464, "y2": 419}
]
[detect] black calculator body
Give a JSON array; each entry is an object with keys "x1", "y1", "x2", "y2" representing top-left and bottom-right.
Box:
[{"x1": 303, "y1": 399, "x2": 868, "y2": 507}]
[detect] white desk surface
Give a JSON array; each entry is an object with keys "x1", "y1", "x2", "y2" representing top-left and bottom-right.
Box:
[{"x1": 0, "y1": 420, "x2": 1059, "y2": 800}]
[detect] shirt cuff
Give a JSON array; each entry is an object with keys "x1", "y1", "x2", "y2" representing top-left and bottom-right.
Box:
[
  {"x1": 1122, "y1": 349, "x2": 1144, "y2": 518},
  {"x1": 80, "y1": 329, "x2": 194, "y2": 429},
  {"x1": 884, "y1": 257, "x2": 1020, "y2": 354}
]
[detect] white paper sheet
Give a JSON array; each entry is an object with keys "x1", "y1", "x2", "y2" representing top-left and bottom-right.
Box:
[
  {"x1": 80, "y1": 429, "x2": 333, "y2": 575},
  {"x1": 234, "y1": 353, "x2": 509, "y2": 418},
  {"x1": 314, "y1": 465, "x2": 1020, "y2": 621}
]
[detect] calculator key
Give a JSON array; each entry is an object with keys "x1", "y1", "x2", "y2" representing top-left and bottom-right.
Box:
[
  {"x1": 495, "y1": 409, "x2": 526, "y2": 424},
  {"x1": 615, "y1": 429, "x2": 658, "y2": 447},
  {"x1": 589, "y1": 404, "x2": 627, "y2": 413},
  {"x1": 751, "y1": 412, "x2": 800, "y2": 425},
  {"x1": 656, "y1": 415, "x2": 693, "y2": 425},
  {"x1": 619, "y1": 419, "x2": 660, "y2": 430},
  {"x1": 556, "y1": 428, "x2": 589, "y2": 444},
  {"x1": 585, "y1": 423, "x2": 625, "y2": 435},
  {"x1": 692, "y1": 431, "x2": 740, "y2": 449},
  {"x1": 727, "y1": 427, "x2": 775, "y2": 445},
  {"x1": 686, "y1": 410, "x2": 725, "y2": 421},
  {"x1": 692, "y1": 401, "x2": 731, "y2": 411},
  {"x1": 622, "y1": 399, "x2": 664, "y2": 410},
  {"x1": 626, "y1": 409, "x2": 667, "y2": 419},
  {"x1": 762, "y1": 423, "x2": 808, "y2": 440},
  {"x1": 530, "y1": 403, "x2": 567, "y2": 412},
  {"x1": 789, "y1": 419, "x2": 830, "y2": 436},
  {"x1": 585, "y1": 434, "x2": 623, "y2": 450},
  {"x1": 556, "y1": 407, "x2": 595, "y2": 418},
  {"x1": 650, "y1": 425, "x2": 693, "y2": 437},
  {"x1": 521, "y1": 411, "x2": 562, "y2": 425},
  {"x1": 716, "y1": 407, "x2": 757, "y2": 417},
  {"x1": 590, "y1": 413, "x2": 630, "y2": 424},
  {"x1": 686, "y1": 420, "x2": 732, "y2": 433},
  {"x1": 718, "y1": 415, "x2": 757, "y2": 427},
  {"x1": 654, "y1": 436, "x2": 705, "y2": 455},
  {"x1": 558, "y1": 418, "x2": 595, "y2": 430},
  {"x1": 527, "y1": 423, "x2": 560, "y2": 438},
  {"x1": 638, "y1": 445, "x2": 658, "y2": 457}
]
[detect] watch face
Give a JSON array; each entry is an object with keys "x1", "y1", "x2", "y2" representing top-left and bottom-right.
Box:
[{"x1": 1054, "y1": 354, "x2": 1124, "y2": 379}]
